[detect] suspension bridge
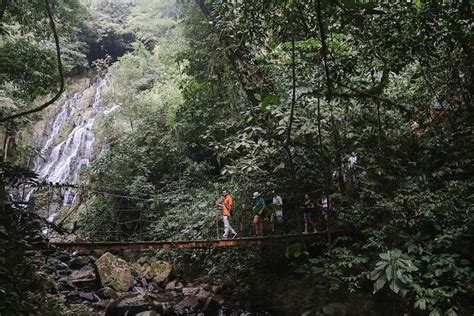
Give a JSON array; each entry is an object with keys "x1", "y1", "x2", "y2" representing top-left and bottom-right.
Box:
[{"x1": 8, "y1": 181, "x2": 334, "y2": 251}]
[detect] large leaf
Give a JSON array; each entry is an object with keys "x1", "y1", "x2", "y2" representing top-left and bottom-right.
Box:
[{"x1": 373, "y1": 275, "x2": 387, "y2": 293}]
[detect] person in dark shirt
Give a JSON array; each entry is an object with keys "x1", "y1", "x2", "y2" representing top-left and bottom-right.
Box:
[
  {"x1": 302, "y1": 194, "x2": 317, "y2": 234},
  {"x1": 252, "y1": 191, "x2": 266, "y2": 236}
]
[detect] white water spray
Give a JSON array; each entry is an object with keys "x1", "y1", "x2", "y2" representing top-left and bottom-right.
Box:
[{"x1": 32, "y1": 77, "x2": 108, "y2": 213}]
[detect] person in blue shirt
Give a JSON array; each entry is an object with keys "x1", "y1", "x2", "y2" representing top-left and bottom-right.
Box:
[{"x1": 252, "y1": 191, "x2": 266, "y2": 236}]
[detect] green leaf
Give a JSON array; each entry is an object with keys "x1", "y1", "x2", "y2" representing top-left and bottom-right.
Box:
[
  {"x1": 385, "y1": 265, "x2": 394, "y2": 281},
  {"x1": 389, "y1": 278, "x2": 402, "y2": 294},
  {"x1": 373, "y1": 275, "x2": 387, "y2": 293},
  {"x1": 254, "y1": 93, "x2": 262, "y2": 101},
  {"x1": 261, "y1": 95, "x2": 280, "y2": 108},
  {"x1": 429, "y1": 308, "x2": 441, "y2": 316},
  {"x1": 392, "y1": 249, "x2": 402, "y2": 257},
  {"x1": 370, "y1": 269, "x2": 383, "y2": 280},
  {"x1": 375, "y1": 260, "x2": 389, "y2": 269},
  {"x1": 415, "y1": 298, "x2": 426, "y2": 310}
]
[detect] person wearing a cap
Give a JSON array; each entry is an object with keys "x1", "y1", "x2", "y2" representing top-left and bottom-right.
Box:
[
  {"x1": 252, "y1": 191, "x2": 266, "y2": 236},
  {"x1": 270, "y1": 191, "x2": 283, "y2": 233},
  {"x1": 219, "y1": 190, "x2": 237, "y2": 239}
]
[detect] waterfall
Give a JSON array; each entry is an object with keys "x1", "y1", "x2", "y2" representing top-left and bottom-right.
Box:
[{"x1": 32, "y1": 77, "x2": 108, "y2": 208}]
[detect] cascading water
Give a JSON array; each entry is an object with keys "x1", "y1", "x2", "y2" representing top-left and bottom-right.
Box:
[{"x1": 32, "y1": 77, "x2": 109, "y2": 224}]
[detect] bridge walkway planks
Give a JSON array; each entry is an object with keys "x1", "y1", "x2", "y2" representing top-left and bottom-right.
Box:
[{"x1": 51, "y1": 232, "x2": 330, "y2": 251}]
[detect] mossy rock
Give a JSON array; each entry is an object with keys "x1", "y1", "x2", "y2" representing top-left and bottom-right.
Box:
[
  {"x1": 96, "y1": 252, "x2": 134, "y2": 292},
  {"x1": 147, "y1": 260, "x2": 173, "y2": 284}
]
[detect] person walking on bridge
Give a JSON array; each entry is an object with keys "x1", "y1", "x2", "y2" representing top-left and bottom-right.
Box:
[
  {"x1": 219, "y1": 190, "x2": 237, "y2": 239},
  {"x1": 302, "y1": 194, "x2": 317, "y2": 234},
  {"x1": 270, "y1": 191, "x2": 283, "y2": 233},
  {"x1": 252, "y1": 192, "x2": 266, "y2": 236}
]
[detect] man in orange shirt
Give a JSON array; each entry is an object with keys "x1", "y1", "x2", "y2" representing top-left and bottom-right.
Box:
[{"x1": 219, "y1": 190, "x2": 237, "y2": 239}]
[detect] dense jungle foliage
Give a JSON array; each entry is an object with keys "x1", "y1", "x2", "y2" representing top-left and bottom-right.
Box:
[{"x1": 1, "y1": 0, "x2": 473, "y2": 315}]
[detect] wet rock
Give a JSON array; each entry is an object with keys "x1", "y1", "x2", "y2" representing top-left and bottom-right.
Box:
[
  {"x1": 93, "y1": 299, "x2": 113, "y2": 309},
  {"x1": 166, "y1": 280, "x2": 184, "y2": 291},
  {"x1": 174, "y1": 296, "x2": 200, "y2": 315},
  {"x1": 105, "y1": 293, "x2": 156, "y2": 316},
  {"x1": 182, "y1": 287, "x2": 200, "y2": 296},
  {"x1": 69, "y1": 256, "x2": 91, "y2": 269},
  {"x1": 203, "y1": 297, "x2": 220, "y2": 316},
  {"x1": 97, "y1": 287, "x2": 119, "y2": 300},
  {"x1": 79, "y1": 292, "x2": 99, "y2": 302},
  {"x1": 96, "y1": 252, "x2": 134, "y2": 292},
  {"x1": 80, "y1": 265, "x2": 95, "y2": 272},
  {"x1": 70, "y1": 269, "x2": 96, "y2": 286},
  {"x1": 55, "y1": 263, "x2": 70, "y2": 271},
  {"x1": 133, "y1": 286, "x2": 146, "y2": 293},
  {"x1": 147, "y1": 282, "x2": 159, "y2": 292}
]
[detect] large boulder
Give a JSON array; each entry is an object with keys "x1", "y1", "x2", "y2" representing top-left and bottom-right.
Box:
[
  {"x1": 96, "y1": 252, "x2": 134, "y2": 292},
  {"x1": 135, "y1": 257, "x2": 173, "y2": 283},
  {"x1": 147, "y1": 260, "x2": 173, "y2": 284}
]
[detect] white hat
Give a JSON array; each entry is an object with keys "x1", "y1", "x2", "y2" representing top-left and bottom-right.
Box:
[{"x1": 252, "y1": 192, "x2": 260, "y2": 199}]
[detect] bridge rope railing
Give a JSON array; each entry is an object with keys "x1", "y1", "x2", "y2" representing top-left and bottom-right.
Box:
[{"x1": 7, "y1": 181, "x2": 334, "y2": 246}]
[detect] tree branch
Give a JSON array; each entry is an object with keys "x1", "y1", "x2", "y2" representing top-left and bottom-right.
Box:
[
  {"x1": 194, "y1": 0, "x2": 272, "y2": 107},
  {"x1": 287, "y1": 34, "x2": 296, "y2": 144},
  {"x1": 0, "y1": 0, "x2": 64, "y2": 123}
]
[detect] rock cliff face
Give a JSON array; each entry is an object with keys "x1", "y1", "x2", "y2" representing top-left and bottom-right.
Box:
[
  {"x1": 30, "y1": 76, "x2": 111, "y2": 205},
  {"x1": 16, "y1": 74, "x2": 122, "y2": 233}
]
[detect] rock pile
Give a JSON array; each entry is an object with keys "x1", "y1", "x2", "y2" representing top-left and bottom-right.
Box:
[{"x1": 39, "y1": 250, "x2": 237, "y2": 315}]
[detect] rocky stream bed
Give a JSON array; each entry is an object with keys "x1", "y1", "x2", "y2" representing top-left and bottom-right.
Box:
[{"x1": 37, "y1": 250, "x2": 253, "y2": 316}]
